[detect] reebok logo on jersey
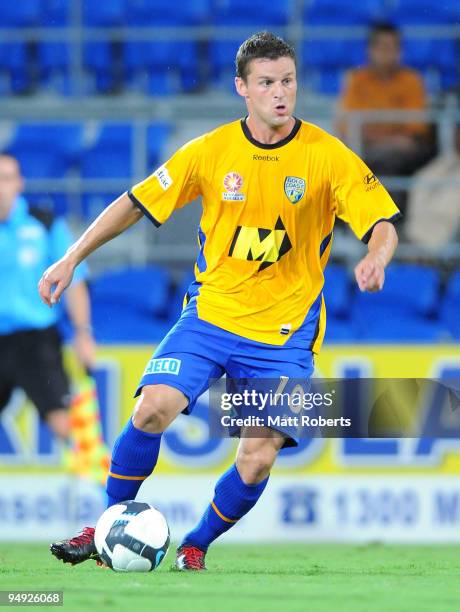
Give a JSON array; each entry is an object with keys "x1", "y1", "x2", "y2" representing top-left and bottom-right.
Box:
[
  {"x1": 228, "y1": 216, "x2": 292, "y2": 271},
  {"x1": 253, "y1": 154, "x2": 279, "y2": 162},
  {"x1": 143, "y1": 358, "x2": 181, "y2": 375},
  {"x1": 154, "y1": 165, "x2": 173, "y2": 190}
]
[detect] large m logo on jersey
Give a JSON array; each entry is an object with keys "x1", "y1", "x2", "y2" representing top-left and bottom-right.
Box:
[{"x1": 228, "y1": 216, "x2": 292, "y2": 271}]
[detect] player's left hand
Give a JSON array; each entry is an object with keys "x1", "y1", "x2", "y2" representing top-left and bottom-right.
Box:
[
  {"x1": 354, "y1": 254, "x2": 385, "y2": 292},
  {"x1": 74, "y1": 328, "x2": 97, "y2": 370}
]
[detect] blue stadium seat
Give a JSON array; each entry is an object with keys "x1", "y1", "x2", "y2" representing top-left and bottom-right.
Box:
[
  {"x1": 81, "y1": 149, "x2": 130, "y2": 178},
  {"x1": 90, "y1": 266, "x2": 172, "y2": 343},
  {"x1": 303, "y1": 0, "x2": 385, "y2": 25},
  {"x1": 440, "y1": 68, "x2": 458, "y2": 91},
  {"x1": 146, "y1": 122, "x2": 172, "y2": 169},
  {"x1": 38, "y1": 42, "x2": 70, "y2": 73},
  {"x1": 208, "y1": 40, "x2": 240, "y2": 83},
  {"x1": 352, "y1": 264, "x2": 440, "y2": 316},
  {"x1": 169, "y1": 269, "x2": 196, "y2": 322},
  {"x1": 124, "y1": 41, "x2": 200, "y2": 94},
  {"x1": 146, "y1": 72, "x2": 182, "y2": 96},
  {"x1": 317, "y1": 68, "x2": 346, "y2": 94},
  {"x1": 323, "y1": 263, "x2": 350, "y2": 317},
  {"x1": 82, "y1": 0, "x2": 126, "y2": 25},
  {"x1": 24, "y1": 192, "x2": 69, "y2": 217},
  {"x1": 403, "y1": 39, "x2": 458, "y2": 71},
  {"x1": 38, "y1": 42, "x2": 71, "y2": 94},
  {"x1": 39, "y1": 0, "x2": 70, "y2": 26},
  {"x1": 352, "y1": 304, "x2": 445, "y2": 342},
  {"x1": 126, "y1": 0, "x2": 211, "y2": 25},
  {"x1": 9, "y1": 151, "x2": 70, "y2": 178},
  {"x1": 10, "y1": 123, "x2": 82, "y2": 158},
  {"x1": 91, "y1": 124, "x2": 132, "y2": 148},
  {"x1": 350, "y1": 264, "x2": 444, "y2": 342},
  {"x1": 441, "y1": 271, "x2": 460, "y2": 340},
  {"x1": 91, "y1": 266, "x2": 171, "y2": 316},
  {"x1": 212, "y1": 0, "x2": 293, "y2": 25},
  {"x1": 8, "y1": 123, "x2": 83, "y2": 177},
  {"x1": 303, "y1": 39, "x2": 366, "y2": 69},
  {"x1": 81, "y1": 193, "x2": 119, "y2": 220},
  {"x1": 324, "y1": 318, "x2": 355, "y2": 342},
  {"x1": 0, "y1": 0, "x2": 41, "y2": 27},
  {"x1": 83, "y1": 42, "x2": 118, "y2": 93},
  {"x1": 92, "y1": 304, "x2": 172, "y2": 343},
  {"x1": 389, "y1": 0, "x2": 460, "y2": 25},
  {"x1": 81, "y1": 123, "x2": 132, "y2": 178},
  {"x1": 323, "y1": 264, "x2": 355, "y2": 342},
  {"x1": 0, "y1": 43, "x2": 30, "y2": 94}
]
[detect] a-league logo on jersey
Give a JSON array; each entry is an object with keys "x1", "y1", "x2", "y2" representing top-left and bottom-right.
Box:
[
  {"x1": 223, "y1": 172, "x2": 245, "y2": 202},
  {"x1": 284, "y1": 176, "x2": 306, "y2": 204}
]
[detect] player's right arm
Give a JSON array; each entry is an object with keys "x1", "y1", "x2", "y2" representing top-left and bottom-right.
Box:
[
  {"x1": 39, "y1": 193, "x2": 143, "y2": 306},
  {"x1": 39, "y1": 135, "x2": 203, "y2": 307}
]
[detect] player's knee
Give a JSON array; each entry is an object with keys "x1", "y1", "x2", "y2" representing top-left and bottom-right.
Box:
[
  {"x1": 132, "y1": 387, "x2": 176, "y2": 433},
  {"x1": 236, "y1": 446, "x2": 276, "y2": 484}
]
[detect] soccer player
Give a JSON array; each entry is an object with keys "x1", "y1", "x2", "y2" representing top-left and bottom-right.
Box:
[{"x1": 39, "y1": 32, "x2": 400, "y2": 570}]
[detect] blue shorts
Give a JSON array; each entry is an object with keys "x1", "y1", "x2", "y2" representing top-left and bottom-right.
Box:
[{"x1": 135, "y1": 313, "x2": 314, "y2": 446}]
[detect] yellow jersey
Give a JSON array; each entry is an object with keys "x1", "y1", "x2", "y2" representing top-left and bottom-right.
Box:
[{"x1": 129, "y1": 118, "x2": 400, "y2": 351}]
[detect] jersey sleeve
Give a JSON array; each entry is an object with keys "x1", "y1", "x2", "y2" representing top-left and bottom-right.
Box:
[
  {"x1": 49, "y1": 217, "x2": 88, "y2": 283},
  {"x1": 330, "y1": 138, "x2": 402, "y2": 243},
  {"x1": 128, "y1": 136, "x2": 203, "y2": 226}
]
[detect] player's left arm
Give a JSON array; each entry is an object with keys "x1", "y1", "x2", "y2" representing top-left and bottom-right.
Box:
[
  {"x1": 331, "y1": 138, "x2": 402, "y2": 293},
  {"x1": 354, "y1": 221, "x2": 398, "y2": 292}
]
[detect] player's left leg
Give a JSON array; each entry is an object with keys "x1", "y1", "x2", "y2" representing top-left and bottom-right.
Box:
[
  {"x1": 177, "y1": 331, "x2": 314, "y2": 570},
  {"x1": 176, "y1": 427, "x2": 285, "y2": 570}
]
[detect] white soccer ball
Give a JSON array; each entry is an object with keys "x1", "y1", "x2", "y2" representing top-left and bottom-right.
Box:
[{"x1": 94, "y1": 500, "x2": 170, "y2": 572}]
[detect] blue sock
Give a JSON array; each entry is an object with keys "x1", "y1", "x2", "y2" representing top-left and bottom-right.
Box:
[
  {"x1": 106, "y1": 418, "x2": 162, "y2": 508},
  {"x1": 182, "y1": 464, "x2": 268, "y2": 551}
]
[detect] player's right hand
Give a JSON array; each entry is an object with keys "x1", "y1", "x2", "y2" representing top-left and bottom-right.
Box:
[{"x1": 38, "y1": 257, "x2": 75, "y2": 306}]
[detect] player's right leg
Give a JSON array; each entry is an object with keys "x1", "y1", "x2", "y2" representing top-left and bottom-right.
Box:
[
  {"x1": 50, "y1": 314, "x2": 230, "y2": 566},
  {"x1": 50, "y1": 383, "x2": 187, "y2": 565}
]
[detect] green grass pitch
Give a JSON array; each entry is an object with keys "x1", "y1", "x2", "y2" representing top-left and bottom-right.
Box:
[{"x1": 1, "y1": 543, "x2": 459, "y2": 612}]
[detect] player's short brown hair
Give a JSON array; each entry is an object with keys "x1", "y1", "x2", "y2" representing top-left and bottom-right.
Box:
[{"x1": 236, "y1": 32, "x2": 296, "y2": 81}]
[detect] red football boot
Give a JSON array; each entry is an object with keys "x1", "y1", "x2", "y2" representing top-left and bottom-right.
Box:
[
  {"x1": 175, "y1": 544, "x2": 207, "y2": 571},
  {"x1": 50, "y1": 527, "x2": 101, "y2": 565}
]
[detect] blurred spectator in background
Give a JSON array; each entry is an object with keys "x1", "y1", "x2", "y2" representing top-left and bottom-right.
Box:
[
  {"x1": 405, "y1": 122, "x2": 460, "y2": 252},
  {"x1": 0, "y1": 153, "x2": 95, "y2": 442},
  {"x1": 336, "y1": 23, "x2": 433, "y2": 215}
]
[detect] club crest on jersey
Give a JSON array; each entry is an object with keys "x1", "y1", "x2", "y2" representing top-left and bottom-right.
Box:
[
  {"x1": 223, "y1": 172, "x2": 245, "y2": 202},
  {"x1": 284, "y1": 176, "x2": 306, "y2": 204}
]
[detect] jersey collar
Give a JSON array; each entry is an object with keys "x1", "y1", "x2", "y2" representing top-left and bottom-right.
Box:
[{"x1": 240, "y1": 116, "x2": 301, "y2": 150}]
